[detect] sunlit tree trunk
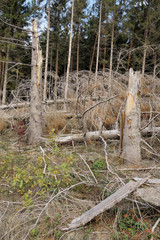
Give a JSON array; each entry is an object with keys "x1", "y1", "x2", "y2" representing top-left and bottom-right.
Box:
[
  {"x1": 127, "y1": 37, "x2": 133, "y2": 71},
  {"x1": 65, "y1": 0, "x2": 74, "y2": 100},
  {"x1": 28, "y1": 19, "x2": 43, "y2": 144},
  {"x1": 122, "y1": 68, "x2": 141, "y2": 165},
  {"x1": 2, "y1": 46, "x2": 9, "y2": 104},
  {"x1": 108, "y1": 21, "x2": 114, "y2": 96},
  {"x1": 95, "y1": 0, "x2": 102, "y2": 82},
  {"x1": 43, "y1": 0, "x2": 50, "y2": 101},
  {"x1": 76, "y1": 26, "x2": 80, "y2": 97}
]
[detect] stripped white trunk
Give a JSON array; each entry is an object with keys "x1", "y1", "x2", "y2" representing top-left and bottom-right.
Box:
[
  {"x1": 28, "y1": 19, "x2": 43, "y2": 144},
  {"x1": 122, "y1": 68, "x2": 141, "y2": 164}
]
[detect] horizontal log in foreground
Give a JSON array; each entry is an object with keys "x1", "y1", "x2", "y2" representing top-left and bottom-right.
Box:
[{"x1": 55, "y1": 127, "x2": 160, "y2": 144}]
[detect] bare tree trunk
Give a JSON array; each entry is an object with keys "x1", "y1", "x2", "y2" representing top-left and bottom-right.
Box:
[
  {"x1": 142, "y1": 1, "x2": 150, "y2": 78},
  {"x1": 71, "y1": 35, "x2": 75, "y2": 73},
  {"x1": 43, "y1": 0, "x2": 50, "y2": 101},
  {"x1": 76, "y1": 26, "x2": 80, "y2": 97},
  {"x1": 108, "y1": 22, "x2": 114, "y2": 96},
  {"x1": 0, "y1": 61, "x2": 5, "y2": 103},
  {"x1": 153, "y1": 51, "x2": 157, "y2": 92},
  {"x1": 103, "y1": 12, "x2": 108, "y2": 75},
  {"x1": 64, "y1": 0, "x2": 74, "y2": 100},
  {"x1": 95, "y1": 0, "x2": 102, "y2": 82},
  {"x1": 127, "y1": 38, "x2": 133, "y2": 71},
  {"x1": 103, "y1": 36, "x2": 108, "y2": 75},
  {"x1": 122, "y1": 68, "x2": 141, "y2": 165},
  {"x1": 28, "y1": 19, "x2": 43, "y2": 144},
  {"x1": 89, "y1": 34, "x2": 97, "y2": 76},
  {"x1": 142, "y1": 33, "x2": 147, "y2": 78},
  {"x1": 2, "y1": 46, "x2": 9, "y2": 104},
  {"x1": 54, "y1": 41, "x2": 59, "y2": 98}
]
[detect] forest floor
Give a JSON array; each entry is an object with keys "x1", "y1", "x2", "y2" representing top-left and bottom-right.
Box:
[{"x1": 0, "y1": 129, "x2": 160, "y2": 240}]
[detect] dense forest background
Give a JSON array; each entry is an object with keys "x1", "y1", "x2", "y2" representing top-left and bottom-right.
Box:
[{"x1": 0, "y1": 0, "x2": 160, "y2": 102}]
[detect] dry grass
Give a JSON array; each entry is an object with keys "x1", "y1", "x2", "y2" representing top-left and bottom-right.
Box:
[
  {"x1": 43, "y1": 113, "x2": 67, "y2": 134},
  {"x1": 0, "y1": 118, "x2": 7, "y2": 131}
]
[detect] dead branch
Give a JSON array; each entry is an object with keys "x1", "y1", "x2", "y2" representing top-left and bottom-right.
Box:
[
  {"x1": 63, "y1": 177, "x2": 149, "y2": 230},
  {"x1": 80, "y1": 94, "x2": 119, "y2": 118}
]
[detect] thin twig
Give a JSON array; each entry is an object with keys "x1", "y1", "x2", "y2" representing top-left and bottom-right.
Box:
[
  {"x1": 78, "y1": 153, "x2": 98, "y2": 184},
  {"x1": 141, "y1": 113, "x2": 160, "y2": 130},
  {"x1": 81, "y1": 95, "x2": 119, "y2": 118},
  {"x1": 100, "y1": 136, "x2": 125, "y2": 185},
  {"x1": 40, "y1": 146, "x2": 47, "y2": 175},
  {"x1": 150, "y1": 218, "x2": 160, "y2": 240}
]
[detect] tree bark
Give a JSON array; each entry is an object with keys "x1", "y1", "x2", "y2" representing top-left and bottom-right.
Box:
[
  {"x1": 2, "y1": 46, "x2": 9, "y2": 105},
  {"x1": 108, "y1": 21, "x2": 114, "y2": 96},
  {"x1": 142, "y1": 32, "x2": 147, "y2": 78},
  {"x1": 76, "y1": 26, "x2": 80, "y2": 97},
  {"x1": 43, "y1": 0, "x2": 51, "y2": 101},
  {"x1": 127, "y1": 38, "x2": 133, "y2": 71},
  {"x1": 122, "y1": 68, "x2": 141, "y2": 165},
  {"x1": 103, "y1": 12, "x2": 108, "y2": 75},
  {"x1": 64, "y1": 0, "x2": 74, "y2": 100},
  {"x1": 89, "y1": 34, "x2": 97, "y2": 76},
  {"x1": 28, "y1": 19, "x2": 43, "y2": 144},
  {"x1": 54, "y1": 41, "x2": 59, "y2": 98},
  {"x1": 95, "y1": 0, "x2": 102, "y2": 83}
]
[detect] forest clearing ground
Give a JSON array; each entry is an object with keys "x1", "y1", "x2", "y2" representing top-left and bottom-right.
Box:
[{"x1": 0, "y1": 130, "x2": 160, "y2": 240}]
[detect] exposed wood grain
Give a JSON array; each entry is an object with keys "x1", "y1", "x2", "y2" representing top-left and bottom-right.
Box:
[{"x1": 64, "y1": 177, "x2": 149, "y2": 230}]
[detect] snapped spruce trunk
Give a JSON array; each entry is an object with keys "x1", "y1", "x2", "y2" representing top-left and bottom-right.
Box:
[{"x1": 122, "y1": 68, "x2": 141, "y2": 164}]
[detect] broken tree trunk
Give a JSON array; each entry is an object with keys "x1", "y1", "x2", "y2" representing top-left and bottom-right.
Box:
[
  {"x1": 64, "y1": 177, "x2": 148, "y2": 230},
  {"x1": 28, "y1": 19, "x2": 43, "y2": 144},
  {"x1": 122, "y1": 68, "x2": 141, "y2": 164}
]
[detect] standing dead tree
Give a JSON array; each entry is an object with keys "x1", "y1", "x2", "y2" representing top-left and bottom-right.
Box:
[
  {"x1": 28, "y1": 19, "x2": 43, "y2": 144},
  {"x1": 122, "y1": 68, "x2": 141, "y2": 164}
]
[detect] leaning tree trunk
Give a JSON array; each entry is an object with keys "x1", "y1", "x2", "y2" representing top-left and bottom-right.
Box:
[
  {"x1": 122, "y1": 68, "x2": 141, "y2": 165},
  {"x1": 28, "y1": 19, "x2": 43, "y2": 144}
]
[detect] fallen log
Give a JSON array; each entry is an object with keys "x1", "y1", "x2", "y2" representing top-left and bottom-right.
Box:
[
  {"x1": 55, "y1": 127, "x2": 160, "y2": 144},
  {"x1": 0, "y1": 96, "x2": 111, "y2": 110},
  {"x1": 55, "y1": 130, "x2": 120, "y2": 144},
  {"x1": 63, "y1": 177, "x2": 149, "y2": 230}
]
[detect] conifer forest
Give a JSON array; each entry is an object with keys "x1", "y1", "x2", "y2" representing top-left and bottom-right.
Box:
[{"x1": 0, "y1": 0, "x2": 160, "y2": 239}]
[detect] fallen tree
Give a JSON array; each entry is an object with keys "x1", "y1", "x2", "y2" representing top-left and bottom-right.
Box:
[
  {"x1": 55, "y1": 127, "x2": 160, "y2": 144},
  {"x1": 63, "y1": 177, "x2": 149, "y2": 230}
]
